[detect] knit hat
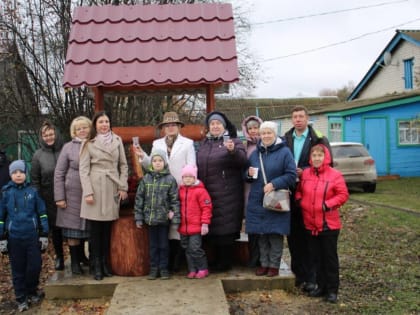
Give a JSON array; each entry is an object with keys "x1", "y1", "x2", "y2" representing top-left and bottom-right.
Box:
[
  {"x1": 150, "y1": 148, "x2": 168, "y2": 166},
  {"x1": 207, "y1": 113, "x2": 226, "y2": 128},
  {"x1": 181, "y1": 165, "x2": 197, "y2": 178},
  {"x1": 9, "y1": 160, "x2": 26, "y2": 176},
  {"x1": 260, "y1": 121, "x2": 278, "y2": 137}
]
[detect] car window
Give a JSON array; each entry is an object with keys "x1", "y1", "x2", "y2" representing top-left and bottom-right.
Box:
[{"x1": 333, "y1": 146, "x2": 369, "y2": 158}]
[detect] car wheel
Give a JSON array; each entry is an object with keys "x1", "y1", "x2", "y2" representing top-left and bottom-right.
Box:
[{"x1": 363, "y1": 183, "x2": 376, "y2": 193}]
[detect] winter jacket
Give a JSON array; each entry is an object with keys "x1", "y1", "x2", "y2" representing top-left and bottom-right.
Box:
[
  {"x1": 0, "y1": 181, "x2": 49, "y2": 239},
  {"x1": 54, "y1": 139, "x2": 87, "y2": 231},
  {"x1": 245, "y1": 137, "x2": 296, "y2": 235},
  {"x1": 295, "y1": 145, "x2": 349, "y2": 235},
  {"x1": 284, "y1": 125, "x2": 333, "y2": 172},
  {"x1": 79, "y1": 132, "x2": 128, "y2": 221},
  {"x1": 134, "y1": 167, "x2": 180, "y2": 226},
  {"x1": 142, "y1": 134, "x2": 196, "y2": 185},
  {"x1": 241, "y1": 116, "x2": 263, "y2": 211},
  {"x1": 31, "y1": 126, "x2": 64, "y2": 226},
  {"x1": 197, "y1": 112, "x2": 247, "y2": 236},
  {"x1": 178, "y1": 180, "x2": 212, "y2": 236}
]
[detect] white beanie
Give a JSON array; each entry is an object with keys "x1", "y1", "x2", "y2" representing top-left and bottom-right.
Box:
[{"x1": 259, "y1": 121, "x2": 278, "y2": 137}]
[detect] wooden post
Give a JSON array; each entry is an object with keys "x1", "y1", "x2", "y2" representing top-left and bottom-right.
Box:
[
  {"x1": 206, "y1": 85, "x2": 215, "y2": 113},
  {"x1": 93, "y1": 87, "x2": 104, "y2": 112}
]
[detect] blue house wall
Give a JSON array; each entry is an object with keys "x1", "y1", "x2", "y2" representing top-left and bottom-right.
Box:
[{"x1": 330, "y1": 99, "x2": 420, "y2": 177}]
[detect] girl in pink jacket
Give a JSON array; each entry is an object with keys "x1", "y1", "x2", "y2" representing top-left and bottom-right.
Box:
[
  {"x1": 295, "y1": 144, "x2": 349, "y2": 303},
  {"x1": 178, "y1": 165, "x2": 212, "y2": 279}
]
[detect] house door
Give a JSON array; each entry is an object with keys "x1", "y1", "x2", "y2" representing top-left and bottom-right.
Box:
[{"x1": 363, "y1": 117, "x2": 388, "y2": 176}]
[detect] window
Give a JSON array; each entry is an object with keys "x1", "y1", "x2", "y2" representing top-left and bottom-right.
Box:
[
  {"x1": 329, "y1": 122, "x2": 342, "y2": 142},
  {"x1": 398, "y1": 120, "x2": 420, "y2": 145},
  {"x1": 403, "y1": 59, "x2": 414, "y2": 90}
]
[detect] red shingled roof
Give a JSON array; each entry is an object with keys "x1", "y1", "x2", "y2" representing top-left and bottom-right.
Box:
[{"x1": 63, "y1": 3, "x2": 239, "y2": 90}]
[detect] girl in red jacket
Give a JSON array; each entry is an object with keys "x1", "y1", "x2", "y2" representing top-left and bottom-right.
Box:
[
  {"x1": 295, "y1": 144, "x2": 349, "y2": 303},
  {"x1": 178, "y1": 165, "x2": 212, "y2": 279}
]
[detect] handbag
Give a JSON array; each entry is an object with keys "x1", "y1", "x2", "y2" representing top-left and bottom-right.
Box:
[{"x1": 259, "y1": 153, "x2": 291, "y2": 212}]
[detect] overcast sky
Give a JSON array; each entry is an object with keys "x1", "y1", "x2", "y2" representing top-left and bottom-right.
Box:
[{"x1": 233, "y1": 0, "x2": 420, "y2": 98}]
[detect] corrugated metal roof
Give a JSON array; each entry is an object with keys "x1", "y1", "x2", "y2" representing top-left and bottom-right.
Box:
[{"x1": 63, "y1": 3, "x2": 239, "y2": 89}]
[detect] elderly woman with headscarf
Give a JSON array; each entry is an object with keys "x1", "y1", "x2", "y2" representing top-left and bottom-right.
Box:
[
  {"x1": 241, "y1": 115, "x2": 263, "y2": 268},
  {"x1": 246, "y1": 121, "x2": 296, "y2": 277},
  {"x1": 196, "y1": 111, "x2": 247, "y2": 272}
]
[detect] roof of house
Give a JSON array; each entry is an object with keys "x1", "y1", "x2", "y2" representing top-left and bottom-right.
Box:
[
  {"x1": 348, "y1": 29, "x2": 420, "y2": 101},
  {"x1": 282, "y1": 90, "x2": 420, "y2": 119},
  {"x1": 63, "y1": 3, "x2": 239, "y2": 92},
  {"x1": 215, "y1": 97, "x2": 340, "y2": 128}
]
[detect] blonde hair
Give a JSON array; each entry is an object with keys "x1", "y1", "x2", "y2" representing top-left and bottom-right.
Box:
[{"x1": 70, "y1": 116, "x2": 92, "y2": 138}]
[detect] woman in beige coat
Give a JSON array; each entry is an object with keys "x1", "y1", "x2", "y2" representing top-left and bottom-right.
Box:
[{"x1": 79, "y1": 111, "x2": 128, "y2": 280}]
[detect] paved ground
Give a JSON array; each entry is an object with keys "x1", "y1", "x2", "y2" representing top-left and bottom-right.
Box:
[{"x1": 44, "y1": 245, "x2": 295, "y2": 315}]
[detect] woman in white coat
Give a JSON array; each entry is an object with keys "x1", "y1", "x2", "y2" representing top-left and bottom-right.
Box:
[
  {"x1": 79, "y1": 111, "x2": 128, "y2": 280},
  {"x1": 135, "y1": 111, "x2": 196, "y2": 271}
]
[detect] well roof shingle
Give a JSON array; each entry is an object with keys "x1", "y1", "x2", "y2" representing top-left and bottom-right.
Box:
[{"x1": 63, "y1": 3, "x2": 238, "y2": 89}]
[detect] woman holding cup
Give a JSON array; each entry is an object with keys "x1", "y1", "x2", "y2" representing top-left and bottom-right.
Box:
[
  {"x1": 196, "y1": 111, "x2": 247, "y2": 272},
  {"x1": 245, "y1": 121, "x2": 296, "y2": 277},
  {"x1": 134, "y1": 112, "x2": 196, "y2": 272}
]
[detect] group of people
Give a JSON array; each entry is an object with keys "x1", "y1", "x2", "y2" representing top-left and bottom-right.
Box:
[{"x1": 0, "y1": 105, "x2": 349, "y2": 312}]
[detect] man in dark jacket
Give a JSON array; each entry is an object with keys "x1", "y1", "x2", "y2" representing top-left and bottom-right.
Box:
[{"x1": 284, "y1": 105, "x2": 332, "y2": 291}]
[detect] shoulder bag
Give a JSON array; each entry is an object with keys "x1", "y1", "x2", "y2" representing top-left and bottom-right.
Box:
[{"x1": 259, "y1": 153, "x2": 290, "y2": 212}]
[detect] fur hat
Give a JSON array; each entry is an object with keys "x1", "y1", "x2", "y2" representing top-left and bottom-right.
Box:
[
  {"x1": 260, "y1": 121, "x2": 278, "y2": 137},
  {"x1": 150, "y1": 149, "x2": 168, "y2": 166},
  {"x1": 9, "y1": 160, "x2": 26, "y2": 176},
  {"x1": 181, "y1": 165, "x2": 197, "y2": 178},
  {"x1": 158, "y1": 112, "x2": 184, "y2": 129}
]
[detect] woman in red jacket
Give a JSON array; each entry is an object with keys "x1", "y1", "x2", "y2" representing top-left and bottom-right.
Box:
[{"x1": 295, "y1": 144, "x2": 349, "y2": 303}]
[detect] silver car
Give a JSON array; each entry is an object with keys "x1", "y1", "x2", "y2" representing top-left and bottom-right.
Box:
[{"x1": 330, "y1": 142, "x2": 377, "y2": 193}]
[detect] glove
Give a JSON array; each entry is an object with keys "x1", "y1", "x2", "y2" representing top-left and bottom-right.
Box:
[
  {"x1": 39, "y1": 237, "x2": 48, "y2": 252},
  {"x1": 201, "y1": 224, "x2": 209, "y2": 236},
  {"x1": 0, "y1": 239, "x2": 8, "y2": 255},
  {"x1": 322, "y1": 203, "x2": 331, "y2": 212}
]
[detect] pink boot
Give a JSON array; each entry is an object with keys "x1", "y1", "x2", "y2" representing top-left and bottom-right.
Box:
[
  {"x1": 187, "y1": 271, "x2": 196, "y2": 279},
  {"x1": 195, "y1": 269, "x2": 209, "y2": 279}
]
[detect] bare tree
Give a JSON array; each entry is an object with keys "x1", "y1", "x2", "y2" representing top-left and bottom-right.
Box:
[
  {"x1": 319, "y1": 81, "x2": 355, "y2": 101},
  {"x1": 0, "y1": 0, "x2": 258, "y2": 157}
]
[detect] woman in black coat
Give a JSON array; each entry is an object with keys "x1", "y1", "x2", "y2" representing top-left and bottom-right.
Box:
[{"x1": 196, "y1": 111, "x2": 247, "y2": 271}]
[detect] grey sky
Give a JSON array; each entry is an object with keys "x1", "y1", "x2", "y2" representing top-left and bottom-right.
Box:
[{"x1": 234, "y1": 0, "x2": 420, "y2": 98}]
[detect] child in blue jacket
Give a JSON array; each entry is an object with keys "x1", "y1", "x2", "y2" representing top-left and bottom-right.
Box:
[{"x1": 0, "y1": 160, "x2": 49, "y2": 312}]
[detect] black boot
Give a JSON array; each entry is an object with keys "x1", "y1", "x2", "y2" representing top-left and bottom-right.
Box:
[
  {"x1": 93, "y1": 257, "x2": 103, "y2": 281},
  {"x1": 52, "y1": 229, "x2": 64, "y2": 270},
  {"x1": 78, "y1": 241, "x2": 89, "y2": 267},
  {"x1": 69, "y1": 246, "x2": 83, "y2": 275},
  {"x1": 101, "y1": 256, "x2": 113, "y2": 277}
]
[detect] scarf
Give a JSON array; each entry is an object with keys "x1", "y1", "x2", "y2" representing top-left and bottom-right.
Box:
[
  {"x1": 97, "y1": 131, "x2": 112, "y2": 146},
  {"x1": 165, "y1": 134, "x2": 178, "y2": 157}
]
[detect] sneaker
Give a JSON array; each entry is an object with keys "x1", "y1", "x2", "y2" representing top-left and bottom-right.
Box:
[
  {"x1": 160, "y1": 269, "x2": 170, "y2": 280},
  {"x1": 195, "y1": 269, "x2": 209, "y2": 279},
  {"x1": 17, "y1": 301, "x2": 29, "y2": 312},
  {"x1": 147, "y1": 268, "x2": 158, "y2": 280},
  {"x1": 187, "y1": 271, "x2": 196, "y2": 279},
  {"x1": 28, "y1": 291, "x2": 45, "y2": 304},
  {"x1": 255, "y1": 266, "x2": 268, "y2": 276},
  {"x1": 266, "y1": 267, "x2": 279, "y2": 277},
  {"x1": 325, "y1": 292, "x2": 338, "y2": 303}
]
